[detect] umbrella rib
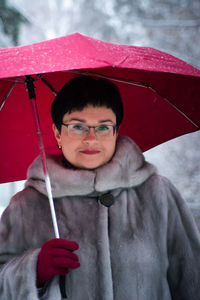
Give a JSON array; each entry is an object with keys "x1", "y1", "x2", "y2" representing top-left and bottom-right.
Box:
[
  {"x1": 66, "y1": 69, "x2": 148, "y2": 89},
  {"x1": 37, "y1": 75, "x2": 58, "y2": 96},
  {"x1": 147, "y1": 85, "x2": 200, "y2": 129},
  {"x1": 0, "y1": 78, "x2": 24, "y2": 83},
  {"x1": 66, "y1": 70, "x2": 199, "y2": 130},
  {"x1": 0, "y1": 80, "x2": 17, "y2": 112}
]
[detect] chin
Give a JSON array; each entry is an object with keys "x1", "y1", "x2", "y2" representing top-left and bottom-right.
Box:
[
  {"x1": 79, "y1": 162, "x2": 104, "y2": 170},
  {"x1": 75, "y1": 158, "x2": 108, "y2": 170}
]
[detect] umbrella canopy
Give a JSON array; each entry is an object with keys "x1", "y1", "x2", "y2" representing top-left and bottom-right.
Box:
[{"x1": 0, "y1": 33, "x2": 200, "y2": 184}]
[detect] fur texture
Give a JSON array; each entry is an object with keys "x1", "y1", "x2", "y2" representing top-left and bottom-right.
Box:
[{"x1": 0, "y1": 136, "x2": 199, "y2": 300}]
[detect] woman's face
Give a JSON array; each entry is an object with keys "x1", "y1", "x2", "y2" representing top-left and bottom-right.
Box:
[{"x1": 52, "y1": 106, "x2": 118, "y2": 169}]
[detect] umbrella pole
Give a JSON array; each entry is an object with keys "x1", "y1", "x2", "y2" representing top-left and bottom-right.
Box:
[{"x1": 25, "y1": 75, "x2": 60, "y2": 239}]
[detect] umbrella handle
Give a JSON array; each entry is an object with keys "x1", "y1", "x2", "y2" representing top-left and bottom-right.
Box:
[{"x1": 25, "y1": 76, "x2": 60, "y2": 239}]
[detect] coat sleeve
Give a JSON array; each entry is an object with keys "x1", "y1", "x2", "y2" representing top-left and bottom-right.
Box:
[
  {"x1": 0, "y1": 193, "x2": 61, "y2": 300},
  {"x1": 163, "y1": 177, "x2": 200, "y2": 300}
]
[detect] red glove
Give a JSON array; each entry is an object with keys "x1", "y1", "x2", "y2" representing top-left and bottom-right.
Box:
[{"x1": 37, "y1": 238, "x2": 80, "y2": 287}]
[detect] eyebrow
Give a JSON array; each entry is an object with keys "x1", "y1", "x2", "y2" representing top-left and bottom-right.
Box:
[{"x1": 67, "y1": 118, "x2": 114, "y2": 123}]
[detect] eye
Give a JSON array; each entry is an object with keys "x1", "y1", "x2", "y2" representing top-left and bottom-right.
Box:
[
  {"x1": 97, "y1": 125, "x2": 110, "y2": 131},
  {"x1": 72, "y1": 124, "x2": 85, "y2": 131}
]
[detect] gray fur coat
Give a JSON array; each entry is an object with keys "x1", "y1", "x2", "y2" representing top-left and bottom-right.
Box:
[{"x1": 0, "y1": 136, "x2": 200, "y2": 300}]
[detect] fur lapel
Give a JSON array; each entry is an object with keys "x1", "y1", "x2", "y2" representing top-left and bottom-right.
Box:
[{"x1": 26, "y1": 136, "x2": 156, "y2": 197}]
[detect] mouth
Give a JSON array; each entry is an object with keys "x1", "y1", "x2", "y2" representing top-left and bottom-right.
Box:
[{"x1": 80, "y1": 149, "x2": 101, "y2": 155}]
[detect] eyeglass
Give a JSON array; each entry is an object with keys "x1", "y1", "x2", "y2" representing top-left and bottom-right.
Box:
[{"x1": 62, "y1": 123, "x2": 118, "y2": 139}]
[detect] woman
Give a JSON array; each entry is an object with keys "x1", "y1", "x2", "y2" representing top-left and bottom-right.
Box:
[{"x1": 0, "y1": 76, "x2": 199, "y2": 300}]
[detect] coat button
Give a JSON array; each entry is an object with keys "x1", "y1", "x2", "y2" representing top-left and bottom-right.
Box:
[{"x1": 98, "y1": 193, "x2": 114, "y2": 207}]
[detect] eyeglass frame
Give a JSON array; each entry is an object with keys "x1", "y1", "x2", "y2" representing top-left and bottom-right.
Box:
[{"x1": 61, "y1": 123, "x2": 119, "y2": 138}]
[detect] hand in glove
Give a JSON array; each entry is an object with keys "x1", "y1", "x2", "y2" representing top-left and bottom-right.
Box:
[{"x1": 37, "y1": 238, "x2": 80, "y2": 287}]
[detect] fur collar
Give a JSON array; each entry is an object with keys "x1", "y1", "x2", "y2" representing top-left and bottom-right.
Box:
[{"x1": 26, "y1": 136, "x2": 156, "y2": 197}]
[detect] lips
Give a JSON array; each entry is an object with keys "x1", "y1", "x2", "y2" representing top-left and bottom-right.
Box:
[{"x1": 80, "y1": 149, "x2": 100, "y2": 155}]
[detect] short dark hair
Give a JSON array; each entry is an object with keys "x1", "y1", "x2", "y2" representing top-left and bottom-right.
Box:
[{"x1": 51, "y1": 75, "x2": 123, "y2": 132}]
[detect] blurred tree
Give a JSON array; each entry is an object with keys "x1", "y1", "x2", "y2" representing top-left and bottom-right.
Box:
[
  {"x1": 0, "y1": 0, "x2": 29, "y2": 47},
  {"x1": 107, "y1": 0, "x2": 200, "y2": 68},
  {"x1": 6, "y1": 0, "x2": 200, "y2": 69}
]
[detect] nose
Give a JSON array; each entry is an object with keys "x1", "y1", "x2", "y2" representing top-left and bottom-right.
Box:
[{"x1": 83, "y1": 128, "x2": 97, "y2": 142}]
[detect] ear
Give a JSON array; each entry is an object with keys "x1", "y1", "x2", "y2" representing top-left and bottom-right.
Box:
[{"x1": 52, "y1": 123, "x2": 61, "y2": 145}]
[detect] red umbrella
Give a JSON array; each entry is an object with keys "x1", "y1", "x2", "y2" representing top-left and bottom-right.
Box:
[
  {"x1": 1, "y1": 33, "x2": 199, "y2": 296},
  {"x1": 0, "y1": 33, "x2": 200, "y2": 185}
]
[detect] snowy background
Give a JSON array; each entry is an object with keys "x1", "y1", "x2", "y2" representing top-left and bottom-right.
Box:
[{"x1": 0, "y1": 0, "x2": 200, "y2": 227}]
